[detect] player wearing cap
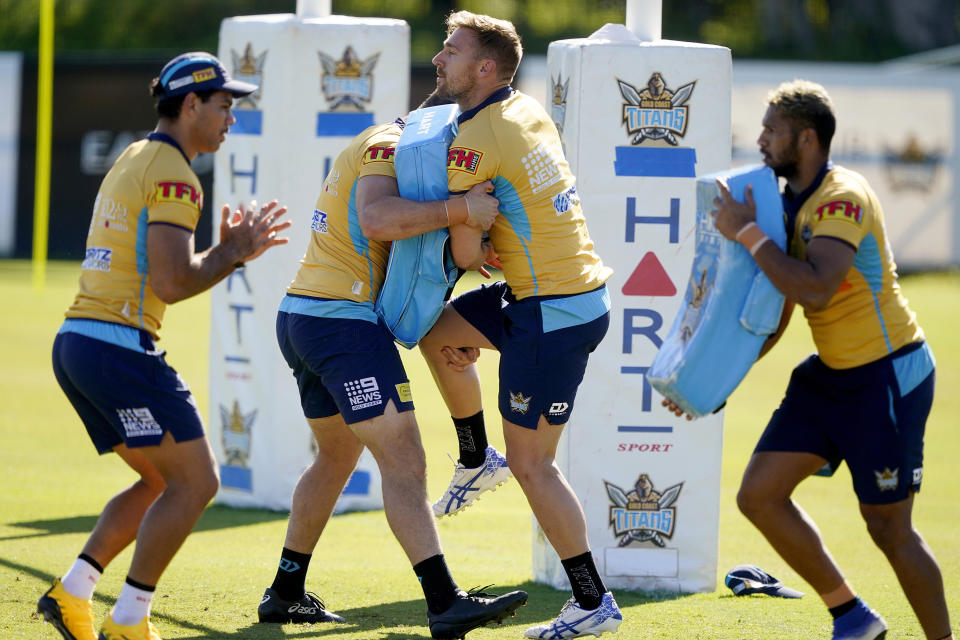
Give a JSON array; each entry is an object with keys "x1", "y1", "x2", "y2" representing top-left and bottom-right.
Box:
[{"x1": 36, "y1": 52, "x2": 291, "y2": 640}]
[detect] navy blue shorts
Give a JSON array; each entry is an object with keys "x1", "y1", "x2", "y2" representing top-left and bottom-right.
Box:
[
  {"x1": 451, "y1": 281, "x2": 610, "y2": 429},
  {"x1": 756, "y1": 341, "x2": 935, "y2": 504},
  {"x1": 276, "y1": 311, "x2": 415, "y2": 424},
  {"x1": 52, "y1": 322, "x2": 205, "y2": 454}
]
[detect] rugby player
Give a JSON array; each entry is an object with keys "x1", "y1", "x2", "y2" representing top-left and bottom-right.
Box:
[
  {"x1": 417, "y1": 11, "x2": 623, "y2": 639},
  {"x1": 38, "y1": 52, "x2": 291, "y2": 640},
  {"x1": 259, "y1": 94, "x2": 527, "y2": 639},
  {"x1": 675, "y1": 79, "x2": 952, "y2": 640}
]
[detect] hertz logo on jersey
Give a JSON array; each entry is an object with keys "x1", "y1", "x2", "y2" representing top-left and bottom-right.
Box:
[
  {"x1": 155, "y1": 181, "x2": 202, "y2": 211},
  {"x1": 362, "y1": 145, "x2": 395, "y2": 164},
  {"x1": 448, "y1": 147, "x2": 483, "y2": 174},
  {"x1": 815, "y1": 199, "x2": 863, "y2": 224}
]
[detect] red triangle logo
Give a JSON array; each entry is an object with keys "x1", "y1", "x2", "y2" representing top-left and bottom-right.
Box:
[{"x1": 621, "y1": 252, "x2": 676, "y2": 296}]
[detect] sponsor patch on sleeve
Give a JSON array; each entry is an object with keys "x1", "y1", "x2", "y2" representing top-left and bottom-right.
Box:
[
  {"x1": 814, "y1": 199, "x2": 864, "y2": 226},
  {"x1": 155, "y1": 180, "x2": 203, "y2": 212},
  {"x1": 362, "y1": 145, "x2": 396, "y2": 164},
  {"x1": 447, "y1": 147, "x2": 483, "y2": 174}
]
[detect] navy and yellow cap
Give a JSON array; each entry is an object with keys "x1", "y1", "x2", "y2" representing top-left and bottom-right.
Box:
[{"x1": 156, "y1": 52, "x2": 257, "y2": 101}]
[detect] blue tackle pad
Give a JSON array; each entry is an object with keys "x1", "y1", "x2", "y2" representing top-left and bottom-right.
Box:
[
  {"x1": 646, "y1": 165, "x2": 787, "y2": 417},
  {"x1": 375, "y1": 104, "x2": 461, "y2": 348}
]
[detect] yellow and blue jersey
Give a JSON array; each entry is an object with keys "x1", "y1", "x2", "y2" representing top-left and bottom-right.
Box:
[
  {"x1": 786, "y1": 163, "x2": 923, "y2": 369},
  {"x1": 446, "y1": 88, "x2": 612, "y2": 299},
  {"x1": 286, "y1": 122, "x2": 401, "y2": 303},
  {"x1": 65, "y1": 133, "x2": 203, "y2": 340}
]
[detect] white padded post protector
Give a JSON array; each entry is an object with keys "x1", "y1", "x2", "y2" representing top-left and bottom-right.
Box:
[
  {"x1": 536, "y1": 24, "x2": 731, "y2": 592},
  {"x1": 209, "y1": 12, "x2": 409, "y2": 511}
]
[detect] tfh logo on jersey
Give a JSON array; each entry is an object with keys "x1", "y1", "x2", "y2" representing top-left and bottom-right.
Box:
[
  {"x1": 605, "y1": 473, "x2": 683, "y2": 547},
  {"x1": 156, "y1": 181, "x2": 202, "y2": 211},
  {"x1": 448, "y1": 147, "x2": 483, "y2": 174},
  {"x1": 231, "y1": 43, "x2": 266, "y2": 110},
  {"x1": 619, "y1": 72, "x2": 695, "y2": 146},
  {"x1": 815, "y1": 200, "x2": 863, "y2": 224},
  {"x1": 345, "y1": 376, "x2": 382, "y2": 411},
  {"x1": 318, "y1": 45, "x2": 379, "y2": 111},
  {"x1": 363, "y1": 145, "x2": 395, "y2": 164}
]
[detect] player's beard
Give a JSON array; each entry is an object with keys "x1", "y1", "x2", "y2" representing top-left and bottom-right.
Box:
[
  {"x1": 437, "y1": 72, "x2": 475, "y2": 103},
  {"x1": 765, "y1": 135, "x2": 801, "y2": 179}
]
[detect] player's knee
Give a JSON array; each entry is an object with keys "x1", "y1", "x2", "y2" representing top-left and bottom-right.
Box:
[
  {"x1": 862, "y1": 510, "x2": 912, "y2": 551},
  {"x1": 736, "y1": 482, "x2": 767, "y2": 521},
  {"x1": 194, "y1": 465, "x2": 220, "y2": 503},
  {"x1": 504, "y1": 450, "x2": 548, "y2": 486}
]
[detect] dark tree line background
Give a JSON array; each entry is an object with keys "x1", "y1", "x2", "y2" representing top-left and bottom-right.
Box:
[{"x1": 0, "y1": 0, "x2": 958, "y2": 63}]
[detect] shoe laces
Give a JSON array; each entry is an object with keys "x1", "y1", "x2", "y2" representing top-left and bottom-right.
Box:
[
  {"x1": 303, "y1": 591, "x2": 327, "y2": 609},
  {"x1": 445, "y1": 452, "x2": 465, "y2": 471},
  {"x1": 463, "y1": 584, "x2": 497, "y2": 600},
  {"x1": 556, "y1": 597, "x2": 578, "y2": 617}
]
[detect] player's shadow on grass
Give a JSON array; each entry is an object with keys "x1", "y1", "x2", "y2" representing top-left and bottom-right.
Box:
[
  {"x1": 1, "y1": 504, "x2": 288, "y2": 541},
  {"x1": 228, "y1": 580, "x2": 683, "y2": 639}
]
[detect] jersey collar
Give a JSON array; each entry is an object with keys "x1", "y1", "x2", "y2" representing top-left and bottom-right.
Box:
[
  {"x1": 457, "y1": 86, "x2": 515, "y2": 124},
  {"x1": 782, "y1": 160, "x2": 833, "y2": 242},
  {"x1": 147, "y1": 131, "x2": 191, "y2": 165}
]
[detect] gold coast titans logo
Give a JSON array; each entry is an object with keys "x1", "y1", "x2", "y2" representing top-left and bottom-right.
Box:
[
  {"x1": 605, "y1": 473, "x2": 682, "y2": 547},
  {"x1": 619, "y1": 72, "x2": 695, "y2": 146},
  {"x1": 231, "y1": 43, "x2": 266, "y2": 109},
  {"x1": 318, "y1": 45, "x2": 379, "y2": 111},
  {"x1": 551, "y1": 74, "x2": 569, "y2": 136},
  {"x1": 220, "y1": 399, "x2": 256, "y2": 467}
]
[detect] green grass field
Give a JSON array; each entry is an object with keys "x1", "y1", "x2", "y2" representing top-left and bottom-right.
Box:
[{"x1": 1, "y1": 260, "x2": 957, "y2": 639}]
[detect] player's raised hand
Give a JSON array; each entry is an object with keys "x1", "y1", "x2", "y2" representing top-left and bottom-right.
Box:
[{"x1": 220, "y1": 199, "x2": 292, "y2": 263}]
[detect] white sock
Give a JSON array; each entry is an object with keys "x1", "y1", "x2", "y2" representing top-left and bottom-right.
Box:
[
  {"x1": 61, "y1": 557, "x2": 101, "y2": 600},
  {"x1": 110, "y1": 581, "x2": 154, "y2": 626}
]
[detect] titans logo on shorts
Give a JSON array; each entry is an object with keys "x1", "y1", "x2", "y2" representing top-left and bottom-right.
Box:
[
  {"x1": 276, "y1": 311, "x2": 414, "y2": 423},
  {"x1": 755, "y1": 341, "x2": 934, "y2": 504},
  {"x1": 451, "y1": 280, "x2": 610, "y2": 429},
  {"x1": 52, "y1": 322, "x2": 205, "y2": 453}
]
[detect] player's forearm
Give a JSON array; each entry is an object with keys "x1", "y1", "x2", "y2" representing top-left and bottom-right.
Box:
[
  {"x1": 751, "y1": 242, "x2": 837, "y2": 311},
  {"x1": 152, "y1": 243, "x2": 242, "y2": 304},
  {"x1": 449, "y1": 223, "x2": 485, "y2": 270},
  {"x1": 360, "y1": 197, "x2": 455, "y2": 241}
]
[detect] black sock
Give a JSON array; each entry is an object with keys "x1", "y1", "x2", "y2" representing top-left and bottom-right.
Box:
[
  {"x1": 78, "y1": 553, "x2": 104, "y2": 574},
  {"x1": 413, "y1": 554, "x2": 460, "y2": 614},
  {"x1": 561, "y1": 551, "x2": 605, "y2": 610},
  {"x1": 124, "y1": 576, "x2": 155, "y2": 592},
  {"x1": 453, "y1": 411, "x2": 488, "y2": 468},
  {"x1": 270, "y1": 547, "x2": 312, "y2": 602},
  {"x1": 829, "y1": 597, "x2": 860, "y2": 619}
]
